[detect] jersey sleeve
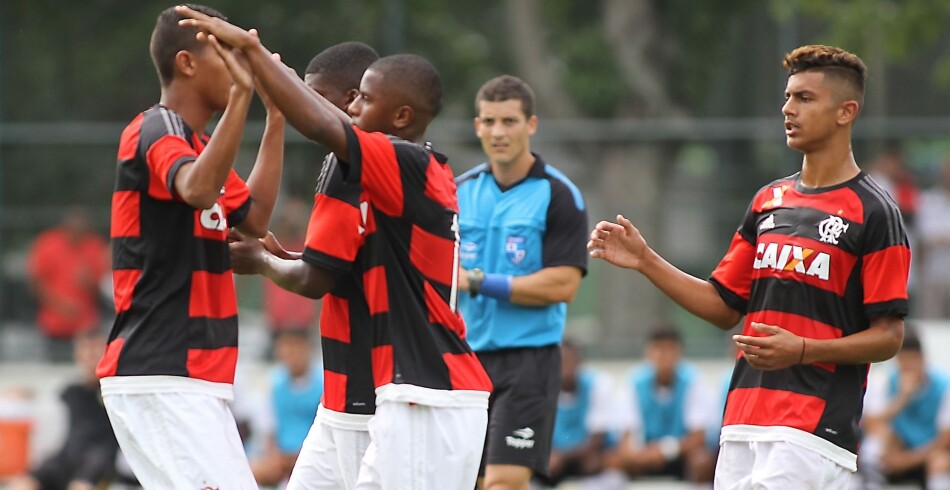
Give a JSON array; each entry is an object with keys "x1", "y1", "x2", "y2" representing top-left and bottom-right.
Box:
[
  {"x1": 144, "y1": 133, "x2": 199, "y2": 201},
  {"x1": 861, "y1": 200, "x2": 911, "y2": 319},
  {"x1": 542, "y1": 180, "x2": 589, "y2": 274},
  {"x1": 709, "y1": 200, "x2": 758, "y2": 314},
  {"x1": 302, "y1": 156, "x2": 364, "y2": 274},
  {"x1": 222, "y1": 169, "x2": 251, "y2": 228}
]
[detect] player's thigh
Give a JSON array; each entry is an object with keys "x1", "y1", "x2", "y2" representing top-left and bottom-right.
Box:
[
  {"x1": 716, "y1": 440, "x2": 851, "y2": 490},
  {"x1": 103, "y1": 392, "x2": 257, "y2": 489},
  {"x1": 288, "y1": 417, "x2": 371, "y2": 490},
  {"x1": 356, "y1": 402, "x2": 487, "y2": 489}
]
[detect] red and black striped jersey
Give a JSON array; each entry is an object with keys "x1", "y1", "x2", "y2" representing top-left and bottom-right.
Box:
[
  {"x1": 96, "y1": 105, "x2": 251, "y2": 391},
  {"x1": 301, "y1": 153, "x2": 375, "y2": 417},
  {"x1": 340, "y1": 124, "x2": 492, "y2": 405},
  {"x1": 710, "y1": 171, "x2": 910, "y2": 468}
]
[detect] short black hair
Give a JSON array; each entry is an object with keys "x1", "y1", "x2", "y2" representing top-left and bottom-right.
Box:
[
  {"x1": 783, "y1": 45, "x2": 867, "y2": 106},
  {"x1": 370, "y1": 54, "x2": 443, "y2": 118},
  {"x1": 305, "y1": 42, "x2": 379, "y2": 90},
  {"x1": 150, "y1": 4, "x2": 226, "y2": 87},
  {"x1": 475, "y1": 75, "x2": 535, "y2": 118},
  {"x1": 648, "y1": 325, "x2": 682, "y2": 345}
]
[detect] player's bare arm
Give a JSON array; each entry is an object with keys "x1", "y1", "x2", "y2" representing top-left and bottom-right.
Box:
[
  {"x1": 589, "y1": 214, "x2": 741, "y2": 329},
  {"x1": 177, "y1": 6, "x2": 350, "y2": 158},
  {"x1": 735, "y1": 316, "x2": 904, "y2": 370},
  {"x1": 173, "y1": 33, "x2": 253, "y2": 209},
  {"x1": 510, "y1": 266, "x2": 582, "y2": 306},
  {"x1": 229, "y1": 231, "x2": 336, "y2": 299},
  {"x1": 235, "y1": 57, "x2": 287, "y2": 238}
]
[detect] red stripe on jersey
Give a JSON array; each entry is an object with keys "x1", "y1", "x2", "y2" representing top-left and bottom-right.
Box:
[
  {"x1": 186, "y1": 346, "x2": 237, "y2": 384},
  {"x1": 146, "y1": 134, "x2": 197, "y2": 201},
  {"x1": 220, "y1": 170, "x2": 250, "y2": 218},
  {"x1": 357, "y1": 129, "x2": 403, "y2": 217},
  {"x1": 306, "y1": 194, "x2": 362, "y2": 262},
  {"x1": 363, "y1": 266, "x2": 389, "y2": 315},
  {"x1": 424, "y1": 156, "x2": 458, "y2": 209},
  {"x1": 424, "y1": 280, "x2": 466, "y2": 338},
  {"x1": 322, "y1": 370, "x2": 347, "y2": 412},
  {"x1": 711, "y1": 233, "x2": 755, "y2": 300},
  {"x1": 745, "y1": 310, "x2": 840, "y2": 372},
  {"x1": 443, "y1": 352, "x2": 493, "y2": 391},
  {"x1": 372, "y1": 345, "x2": 394, "y2": 387},
  {"x1": 723, "y1": 387, "x2": 825, "y2": 433},
  {"x1": 189, "y1": 271, "x2": 238, "y2": 319},
  {"x1": 117, "y1": 114, "x2": 142, "y2": 162},
  {"x1": 752, "y1": 234, "x2": 857, "y2": 297},
  {"x1": 754, "y1": 183, "x2": 865, "y2": 224},
  {"x1": 320, "y1": 295, "x2": 351, "y2": 344},
  {"x1": 410, "y1": 224, "x2": 456, "y2": 286},
  {"x1": 192, "y1": 204, "x2": 230, "y2": 241},
  {"x1": 111, "y1": 191, "x2": 140, "y2": 238},
  {"x1": 863, "y1": 245, "x2": 911, "y2": 305},
  {"x1": 112, "y1": 269, "x2": 140, "y2": 314},
  {"x1": 95, "y1": 338, "x2": 124, "y2": 378}
]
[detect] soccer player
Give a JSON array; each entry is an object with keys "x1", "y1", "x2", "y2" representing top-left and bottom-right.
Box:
[
  {"x1": 589, "y1": 45, "x2": 910, "y2": 487},
  {"x1": 95, "y1": 5, "x2": 285, "y2": 488},
  {"x1": 455, "y1": 74, "x2": 589, "y2": 490},
  {"x1": 243, "y1": 41, "x2": 381, "y2": 490},
  {"x1": 177, "y1": 7, "x2": 493, "y2": 488}
]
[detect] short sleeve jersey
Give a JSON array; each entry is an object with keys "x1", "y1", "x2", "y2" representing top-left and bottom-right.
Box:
[
  {"x1": 455, "y1": 154, "x2": 589, "y2": 351},
  {"x1": 300, "y1": 153, "x2": 376, "y2": 416},
  {"x1": 341, "y1": 124, "x2": 492, "y2": 404},
  {"x1": 709, "y1": 171, "x2": 911, "y2": 469},
  {"x1": 97, "y1": 105, "x2": 251, "y2": 387}
]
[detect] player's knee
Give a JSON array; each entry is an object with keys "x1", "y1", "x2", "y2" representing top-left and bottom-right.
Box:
[{"x1": 926, "y1": 449, "x2": 950, "y2": 475}]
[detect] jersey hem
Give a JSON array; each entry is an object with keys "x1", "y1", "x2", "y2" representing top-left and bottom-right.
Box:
[
  {"x1": 720, "y1": 424, "x2": 856, "y2": 471},
  {"x1": 316, "y1": 404, "x2": 372, "y2": 431},
  {"x1": 99, "y1": 375, "x2": 233, "y2": 401},
  {"x1": 375, "y1": 383, "x2": 489, "y2": 408}
]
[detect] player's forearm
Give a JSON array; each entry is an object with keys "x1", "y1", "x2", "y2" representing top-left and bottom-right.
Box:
[
  {"x1": 238, "y1": 114, "x2": 286, "y2": 237},
  {"x1": 177, "y1": 87, "x2": 253, "y2": 209},
  {"x1": 258, "y1": 255, "x2": 334, "y2": 299},
  {"x1": 638, "y1": 248, "x2": 741, "y2": 329},
  {"x1": 241, "y1": 41, "x2": 349, "y2": 156},
  {"x1": 801, "y1": 317, "x2": 904, "y2": 364}
]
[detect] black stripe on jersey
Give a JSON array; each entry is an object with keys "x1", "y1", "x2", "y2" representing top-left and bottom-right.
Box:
[
  {"x1": 731, "y1": 356, "x2": 833, "y2": 398},
  {"x1": 187, "y1": 316, "x2": 239, "y2": 349},
  {"x1": 857, "y1": 175, "x2": 904, "y2": 247},
  {"x1": 115, "y1": 155, "x2": 148, "y2": 192},
  {"x1": 194, "y1": 238, "x2": 231, "y2": 274},
  {"x1": 759, "y1": 207, "x2": 866, "y2": 256},
  {"x1": 393, "y1": 142, "x2": 457, "y2": 241},
  {"x1": 747, "y1": 276, "x2": 867, "y2": 331},
  {"x1": 112, "y1": 237, "x2": 144, "y2": 270},
  {"x1": 314, "y1": 154, "x2": 337, "y2": 195},
  {"x1": 322, "y1": 337, "x2": 351, "y2": 376},
  {"x1": 158, "y1": 106, "x2": 185, "y2": 138},
  {"x1": 166, "y1": 156, "x2": 197, "y2": 197},
  {"x1": 302, "y1": 248, "x2": 352, "y2": 275},
  {"x1": 709, "y1": 277, "x2": 749, "y2": 314}
]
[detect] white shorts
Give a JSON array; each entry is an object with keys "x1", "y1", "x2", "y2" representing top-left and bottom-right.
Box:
[
  {"x1": 715, "y1": 440, "x2": 852, "y2": 490},
  {"x1": 286, "y1": 408, "x2": 372, "y2": 490},
  {"x1": 355, "y1": 401, "x2": 488, "y2": 490},
  {"x1": 102, "y1": 392, "x2": 257, "y2": 489}
]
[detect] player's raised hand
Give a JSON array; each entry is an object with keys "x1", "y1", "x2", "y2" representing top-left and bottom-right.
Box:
[
  {"x1": 255, "y1": 51, "x2": 292, "y2": 119},
  {"x1": 203, "y1": 33, "x2": 253, "y2": 93},
  {"x1": 176, "y1": 5, "x2": 256, "y2": 50},
  {"x1": 587, "y1": 214, "x2": 649, "y2": 270}
]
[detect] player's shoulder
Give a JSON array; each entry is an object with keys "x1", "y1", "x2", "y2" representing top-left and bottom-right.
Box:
[
  {"x1": 137, "y1": 104, "x2": 190, "y2": 146},
  {"x1": 850, "y1": 172, "x2": 901, "y2": 213},
  {"x1": 535, "y1": 156, "x2": 585, "y2": 210},
  {"x1": 455, "y1": 163, "x2": 490, "y2": 186}
]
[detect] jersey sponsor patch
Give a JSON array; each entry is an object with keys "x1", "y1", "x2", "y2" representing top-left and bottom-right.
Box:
[
  {"x1": 753, "y1": 241, "x2": 831, "y2": 281},
  {"x1": 505, "y1": 235, "x2": 527, "y2": 265}
]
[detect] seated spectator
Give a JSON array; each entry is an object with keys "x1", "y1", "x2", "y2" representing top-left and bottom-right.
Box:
[
  {"x1": 535, "y1": 339, "x2": 621, "y2": 489},
  {"x1": 26, "y1": 206, "x2": 109, "y2": 362},
  {"x1": 855, "y1": 328, "x2": 950, "y2": 490},
  {"x1": 916, "y1": 157, "x2": 950, "y2": 319},
  {"x1": 7, "y1": 332, "x2": 118, "y2": 490},
  {"x1": 251, "y1": 329, "x2": 323, "y2": 487},
  {"x1": 609, "y1": 326, "x2": 715, "y2": 485}
]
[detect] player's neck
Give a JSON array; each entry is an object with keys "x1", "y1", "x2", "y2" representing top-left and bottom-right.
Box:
[
  {"x1": 799, "y1": 140, "x2": 860, "y2": 189},
  {"x1": 159, "y1": 85, "x2": 215, "y2": 135},
  {"x1": 491, "y1": 151, "x2": 535, "y2": 187}
]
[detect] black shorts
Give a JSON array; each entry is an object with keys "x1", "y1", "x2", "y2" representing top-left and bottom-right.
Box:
[{"x1": 477, "y1": 345, "x2": 561, "y2": 477}]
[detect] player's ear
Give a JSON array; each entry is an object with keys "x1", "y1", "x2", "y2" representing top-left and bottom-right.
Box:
[
  {"x1": 393, "y1": 105, "x2": 413, "y2": 129},
  {"x1": 837, "y1": 100, "x2": 860, "y2": 126},
  {"x1": 526, "y1": 114, "x2": 539, "y2": 136},
  {"x1": 175, "y1": 50, "x2": 198, "y2": 78}
]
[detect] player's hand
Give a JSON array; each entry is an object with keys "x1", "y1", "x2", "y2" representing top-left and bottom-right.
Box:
[
  {"x1": 256, "y1": 52, "x2": 291, "y2": 120},
  {"x1": 228, "y1": 229, "x2": 269, "y2": 275},
  {"x1": 734, "y1": 322, "x2": 805, "y2": 370},
  {"x1": 261, "y1": 231, "x2": 302, "y2": 260},
  {"x1": 176, "y1": 6, "x2": 256, "y2": 51},
  {"x1": 457, "y1": 266, "x2": 470, "y2": 292},
  {"x1": 588, "y1": 214, "x2": 648, "y2": 270},
  {"x1": 203, "y1": 32, "x2": 253, "y2": 93}
]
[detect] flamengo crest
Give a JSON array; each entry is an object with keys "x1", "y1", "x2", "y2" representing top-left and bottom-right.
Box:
[{"x1": 817, "y1": 215, "x2": 849, "y2": 245}]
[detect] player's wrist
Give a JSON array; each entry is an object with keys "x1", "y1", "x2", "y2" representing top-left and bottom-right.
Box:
[{"x1": 480, "y1": 273, "x2": 512, "y2": 300}]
